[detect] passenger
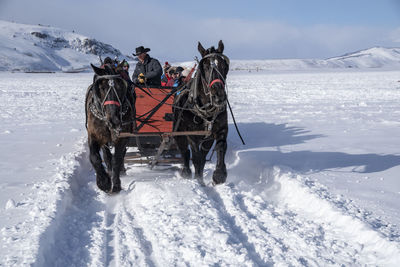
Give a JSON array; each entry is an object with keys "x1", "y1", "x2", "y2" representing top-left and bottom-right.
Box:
[
  {"x1": 168, "y1": 66, "x2": 177, "y2": 75},
  {"x1": 161, "y1": 61, "x2": 172, "y2": 86},
  {"x1": 166, "y1": 66, "x2": 184, "y2": 87},
  {"x1": 119, "y1": 60, "x2": 133, "y2": 87},
  {"x1": 101, "y1": 57, "x2": 113, "y2": 69},
  {"x1": 163, "y1": 61, "x2": 171, "y2": 75},
  {"x1": 94, "y1": 57, "x2": 114, "y2": 83},
  {"x1": 131, "y1": 46, "x2": 162, "y2": 86},
  {"x1": 175, "y1": 66, "x2": 184, "y2": 76}
]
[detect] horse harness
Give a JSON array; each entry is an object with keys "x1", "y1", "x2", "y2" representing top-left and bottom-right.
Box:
[
  {"x1": 86, "y1": 74, "x2": 130, "y2": 133},
  {"x1": 186, "y1": 53, "x2": 230, "y2": 134}
]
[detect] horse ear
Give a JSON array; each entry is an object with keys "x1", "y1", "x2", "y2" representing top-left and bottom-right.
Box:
[
  {"x1": 217, "y1": 40, "x2": 224, "y2": 54},
  {"x1": 91, "y1": 63, "x2": 107, "y2": 76},
  {"x1": 198, "y1": 42, "x2": 207, "y2": 57}
]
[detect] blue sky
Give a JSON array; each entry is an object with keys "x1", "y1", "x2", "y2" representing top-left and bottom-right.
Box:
[
  {"x1": 1, "y1": 0, "x2": 399, "y2": 60},
  {"x1": 160, "y1": 0, "x2": 400, "y2": 26}
]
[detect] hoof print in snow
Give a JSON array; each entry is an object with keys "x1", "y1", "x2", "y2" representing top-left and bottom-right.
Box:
[{"x1": 5, "y1": 199, "x2": 16, "y2": 209}]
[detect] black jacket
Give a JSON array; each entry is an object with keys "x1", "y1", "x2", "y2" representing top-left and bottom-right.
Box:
[{"x1": 132, "y1": 55, "x2": 162, "y2": 86}]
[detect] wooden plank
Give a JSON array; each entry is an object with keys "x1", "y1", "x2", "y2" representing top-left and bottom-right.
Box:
[
  {"x1": 125, "y1": 158, "x2": 182, "y2": 164},
  {"x1": 119, "y1": 131, "x2": 210, "y2": 138}
]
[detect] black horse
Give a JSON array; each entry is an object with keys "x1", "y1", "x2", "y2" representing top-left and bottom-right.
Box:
[
  {"x1": 86, "y1": 63, "x2": 135, "y2": 193},
  {"x1": 173, "y1": 40, "x2": 230, "y2": 185}
]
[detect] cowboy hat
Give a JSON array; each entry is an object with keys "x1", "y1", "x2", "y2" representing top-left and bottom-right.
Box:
[{"x1": 132, "y1": 46, "x2": 150, "y2": 56}]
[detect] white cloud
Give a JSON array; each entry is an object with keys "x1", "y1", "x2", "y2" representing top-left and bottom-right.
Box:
[
  {"x1": 0, "y1": 1, "x2": 398, "y2": 60},
  {"x1": 144, "y1": 18, "x2": 398, "y2": 60},
  {"x1": 389, "y1": 27, "x2": 400, "y2": 43}
]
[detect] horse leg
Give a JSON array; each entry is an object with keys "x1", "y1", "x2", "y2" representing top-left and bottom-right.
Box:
[
  {"x1": 102, "y1": 146, "x2": 112, "y2": 176},
  {"x1": 103, "y1": 146, "x2": 126, "y2": 176},
  {"x1": 192, "y1": 139, "x2": 213, "y2": 184},
  {"x1": 119, "y1": 147, "x2": 127, "y2": 175},
  {"x1": 192, "y1": 149, "x2": 208, "y2": 185},
  {"x1": 192, "y1": 149, "x2": 202, "y2": 178},
  {"x1": 110, "y1": 139, "x2": 128, "y2": 193},
  {"x1": 192, "y1": 140, "x2": 208, "y2": 176},
  {"x1": 212, "y1": 136, "x2": 227, "y2": 184},
  {"x1": 89, "y1": 138, "x2": 111, "y2": 192},
  {"x1": 176, "y1": 136, "x2": 191, "y2": 178}
]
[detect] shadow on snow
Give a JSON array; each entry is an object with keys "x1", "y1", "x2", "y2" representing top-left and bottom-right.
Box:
[{"x1": 227, "y1": 122, "x2": 400, "y2": 176}]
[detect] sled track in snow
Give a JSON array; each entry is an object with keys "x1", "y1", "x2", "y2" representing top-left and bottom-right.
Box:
[
  {"x1": 201, "y1": 173, "x2": 400, "y2": 265},
  {"x1": 31, "y1": 146, "x2": 156, "y2": 266},
  {"x1": 105, "y1": 198, "x2": 156, "y2": 266},
  {"x1": 33, "y1": 147, "x2": 107, "y2": 266},
  {"x1": 31, "y1": 145, "x2": 400, "y2": 266},
  {"x1": 201, "y1": 186, "x2": 272, "y2": 265}
]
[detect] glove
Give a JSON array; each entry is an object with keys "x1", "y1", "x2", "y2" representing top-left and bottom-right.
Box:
[{"x1": 138, "y1": 73, "x2": 146, "y2": 84}]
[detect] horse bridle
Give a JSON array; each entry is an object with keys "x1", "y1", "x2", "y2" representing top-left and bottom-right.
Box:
[
  {"x1": 193, "y1": 53, "x2": 230, "y2": 117},
  {"x1": 199, "y1": 52, "x2": 229, "y2": 93},
  {"x1": 181, "y1": 52, "x2": 229, "y2": 135},
  {"x1": 90, "y1": 74, "x2": 129, "y2": 132}
]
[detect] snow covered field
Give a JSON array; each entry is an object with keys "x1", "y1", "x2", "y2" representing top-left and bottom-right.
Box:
[{"x1": 1, "y1": 69, "x2": 400, "y2": 266}]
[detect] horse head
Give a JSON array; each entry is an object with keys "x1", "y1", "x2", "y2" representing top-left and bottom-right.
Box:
[
  {"x1": 91, "y1": 63, "x2": 128, "y2": 133},
  {"x1": 197, "y1": 40, "x2": 230, "y2": 107}
]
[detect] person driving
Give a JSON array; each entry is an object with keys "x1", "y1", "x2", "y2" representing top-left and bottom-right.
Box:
[{"x1": 131, "y1": 46, "x2": 162, "y2": 86}]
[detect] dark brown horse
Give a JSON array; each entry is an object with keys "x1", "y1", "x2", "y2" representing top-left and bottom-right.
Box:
[
  {"x1": 173, "y1": 40, "x2": 230, "y2": 185},
  {"x1": 86, "y1": 63, "x2": 135, "y2": 193}
]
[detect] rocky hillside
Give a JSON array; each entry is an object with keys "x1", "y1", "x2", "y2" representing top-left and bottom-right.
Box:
[{"x1": 0, "y1": 20, "x2": 128, "y2": 72}]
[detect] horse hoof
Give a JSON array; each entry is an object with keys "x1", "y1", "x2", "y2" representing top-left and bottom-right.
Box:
[
  {"x1": 111, "y1": 184, "x2": 122, "y2": 193},
  {"x1": 181, "y1": 168, "x2": 192, "y2": 179},
  {"x1": 97, "y1": 180, "x2": 112, "y2": 192},
  {"x1": 212, "y1": 170, "x2": 227, "y2": 185},
  {"x1": 196, "y1": 177, "x2": 206, "y2": 186}
]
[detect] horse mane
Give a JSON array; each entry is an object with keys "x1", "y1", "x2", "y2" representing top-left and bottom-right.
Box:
[
  {"x1": 207, "y1": 46, "x2": 216, "y2": 54},
  {"x1": 104, "y1": 65, "x2": 116, "y2": 74}
]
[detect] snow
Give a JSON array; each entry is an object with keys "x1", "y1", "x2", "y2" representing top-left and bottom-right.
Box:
[
  {"x1": 0, "y1": 20, "x2": 126, "y2": 72},
  {"x1": 176, "y1": 47, "x2": 400, "y2": 72},
  {"x1": 1, "y1": 67, "x2": 400, "y2": 266},
  {"x1": 327, "y1": 47, "x2": 400, "y2": 68}
]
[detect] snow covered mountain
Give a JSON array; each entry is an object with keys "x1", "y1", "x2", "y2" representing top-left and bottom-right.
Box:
[
  {"x1": 326, "y1": 46, "x2": 400, "y2": 68},
  {"x1": 0, "y1": 20, "x2": 127, "y2": 72},
  {"x1": 230, "y1": 47, "x2": 400, "y2": 71},
  {"x1": 1, "y1": 20, "x2": 400, "y2": 72}
]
